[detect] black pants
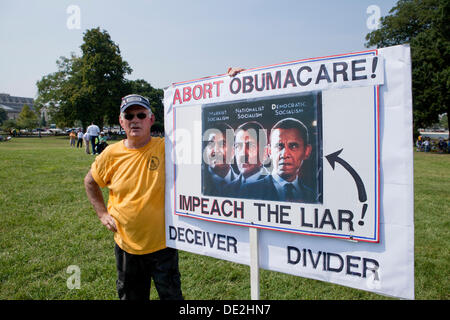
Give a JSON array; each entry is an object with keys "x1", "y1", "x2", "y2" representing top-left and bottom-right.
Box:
[
  {"x1": 97, "y1": 142, "x2": 107, "y2": 154},
  {"x1": 76, "y1": 138, "x2": 83, "y2": 148},
  {"x1": 90, "y1": 136, "x2": 97, "y2": 154},
  {"x1": 114, "y1": 244, "x2": 183, "y2": 300}
]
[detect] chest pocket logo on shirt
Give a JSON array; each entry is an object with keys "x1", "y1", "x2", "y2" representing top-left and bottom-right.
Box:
[{"x1": 149, "y1": 156, "x2": 160, "y2": 170}]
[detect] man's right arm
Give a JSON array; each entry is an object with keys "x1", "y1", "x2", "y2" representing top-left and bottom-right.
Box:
[{"x1": 84, "y1": 169, "x2": 117, "y2": 232}]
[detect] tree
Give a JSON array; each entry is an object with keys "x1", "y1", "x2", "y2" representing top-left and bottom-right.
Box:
[
  {"x1": 79, "y1": 28, "x2": 132, "y2": 129},
  {"x1": 365, "y1": 0, "x2": 449, "y2": 134},
  {"x1": 17, "y1": 104, "x2": 39, "y2": 130},
  {"x1": 0, "y1": 107, "x2": 7, "y2": 125},
  {"x1": 36, "y1": 54, "x2": 81, "y2": 129},
  {"x1": 1, "y1": 119, "x2": 17, "y2": 133},
  {"x1": 128, "y1": 79, "x2": 165, "y2": 131},
  {"x1": 36, "y1": 28, "x2": 132, "y2": 130},
  {"x1": 439, "y1": 113, "x2": 448, "y2": 129}
]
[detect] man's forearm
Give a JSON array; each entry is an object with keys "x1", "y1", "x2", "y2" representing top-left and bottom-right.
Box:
[
  {"x1": 84, "y1": 170, "x2": 108, "y2": 218},
  {"x1": 84, "y1": 170, "x2": 117, "y2": 232}
]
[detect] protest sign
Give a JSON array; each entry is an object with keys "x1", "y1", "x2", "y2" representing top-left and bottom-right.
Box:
[{"x1": 164, "y1": 45, "x2": 414, "y2": 299}]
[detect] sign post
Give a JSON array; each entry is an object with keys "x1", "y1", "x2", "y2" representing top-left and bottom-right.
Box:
[{"x1": 249, "y1": 227, "x2": 260, "y2": 300}]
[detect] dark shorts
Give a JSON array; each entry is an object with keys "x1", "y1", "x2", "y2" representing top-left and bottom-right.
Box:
[{"x1": 114, "y1": 244, "x2": 183, "y2": 300}]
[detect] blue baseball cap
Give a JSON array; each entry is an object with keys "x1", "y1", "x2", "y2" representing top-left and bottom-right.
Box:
[{"x1": 120, "y1": 94, "x2": 152, "y2": 113}]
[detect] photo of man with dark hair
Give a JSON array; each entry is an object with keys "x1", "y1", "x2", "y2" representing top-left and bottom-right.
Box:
[
  {"x1": 202, "y1": 122, "x2": 237, "y2": 196},
  {"x1": 241, "y1": 118, "x2": 318, "y2": 203},
  {"x1": 224, "y1": 121, "x2": 269, "y2": 197}
]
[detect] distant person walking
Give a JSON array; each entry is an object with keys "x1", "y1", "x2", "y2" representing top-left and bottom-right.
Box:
[
  {"x1": 83, "y1": 132, "x2": 91, "y2": 154},
  {"x1": 438, "y1": 139, "x2": 446, "y2": 153},
  {"x1": 69, "y1": 130, "x2": 76, "y2": 147},
  {"x1": 77, "y1": 129, "x2": 84, "y2": 148},
  {"x1": 87, "y1": 122, "x2": 101, "y2": 154},
  {"x1": 423, "y1": 138, "x2": 430, "y2": 152}
]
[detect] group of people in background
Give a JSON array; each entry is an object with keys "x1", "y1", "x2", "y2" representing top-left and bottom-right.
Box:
[
  {"x1": 416, "y1": 135, "x2": 450, "y2": 153},
  {"x1": 68, "y1": 122, "x2": 108, "y2": 155}
]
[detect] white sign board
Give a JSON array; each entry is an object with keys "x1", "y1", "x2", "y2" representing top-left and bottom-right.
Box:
[{"x1": 164, "y1": 45, "x2": 414, "y2": 299}]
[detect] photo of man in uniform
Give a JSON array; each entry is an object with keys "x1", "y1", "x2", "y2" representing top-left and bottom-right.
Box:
[{"x1": 224, "y1": 121, "x2": 269, "y2": 197}]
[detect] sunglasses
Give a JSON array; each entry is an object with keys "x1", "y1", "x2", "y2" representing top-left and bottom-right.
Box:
[{"x1": 123, "y1": 112, "x2": 148, "y2": 121}]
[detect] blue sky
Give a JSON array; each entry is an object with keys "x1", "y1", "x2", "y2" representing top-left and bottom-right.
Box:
[{"x1": 0, "y1": 0, "x2": 398, "y2": 98}]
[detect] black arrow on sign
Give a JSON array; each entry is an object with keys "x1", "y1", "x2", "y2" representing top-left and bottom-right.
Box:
[{"x1": 325, "y1": 149, "x2": 367, "y2": 203}]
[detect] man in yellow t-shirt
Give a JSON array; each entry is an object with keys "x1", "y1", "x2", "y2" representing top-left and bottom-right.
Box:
[{"x1": 84, "y1": 94, "x2": 182, "y2": 300}]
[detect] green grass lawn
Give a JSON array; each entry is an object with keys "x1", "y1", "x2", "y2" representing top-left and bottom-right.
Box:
[{"x1": 0, "y1": 137, "x2": 448, "y2": 300}]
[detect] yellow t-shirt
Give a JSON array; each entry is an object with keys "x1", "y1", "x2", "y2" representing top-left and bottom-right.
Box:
[{"x1": 90, "y1": 137, "x2": 166, "y2": 255}]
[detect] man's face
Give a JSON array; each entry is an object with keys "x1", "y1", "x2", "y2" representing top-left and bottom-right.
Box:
[
  {"x1": 204, "y1": 131, "x2": 232, "y2": 171},
  {"x1": 234, "y1": 129, "x2": 263, "y2": 178},
  {"x1": 119, "y1": 105, "x2": 154, "y2": 139},
  {"x1": 269, "y1": 128, "x2": 312, "y2": 182}
]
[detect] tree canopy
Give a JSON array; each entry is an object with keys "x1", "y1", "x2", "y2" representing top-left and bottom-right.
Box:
[
  {"x1": 79, "y1": 27, "x2": 132, "y2": 128},
  {"x1": 128, "y1": 79, "x2": 165, "y2": 132},
  {"x1": 17, "y1": 104, "x2": 39, "y2": 130},
  {"x1": 365, "y1": 0, "x2": 450, "y2": 133},
  {"x1": 36, "y1": 54, "x2": 82, "y2": 128},
  {"x1": 0, "y1": 107, "x2": 7, "y2": 125},
  {"x1": 36, "y1": 27, "x2": 165, "y2": 131}
]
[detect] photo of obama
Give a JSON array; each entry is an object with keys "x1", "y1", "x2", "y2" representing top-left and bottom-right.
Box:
[{"x1": 241, "y1": 117, "x2": 320, "y2": 203}]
